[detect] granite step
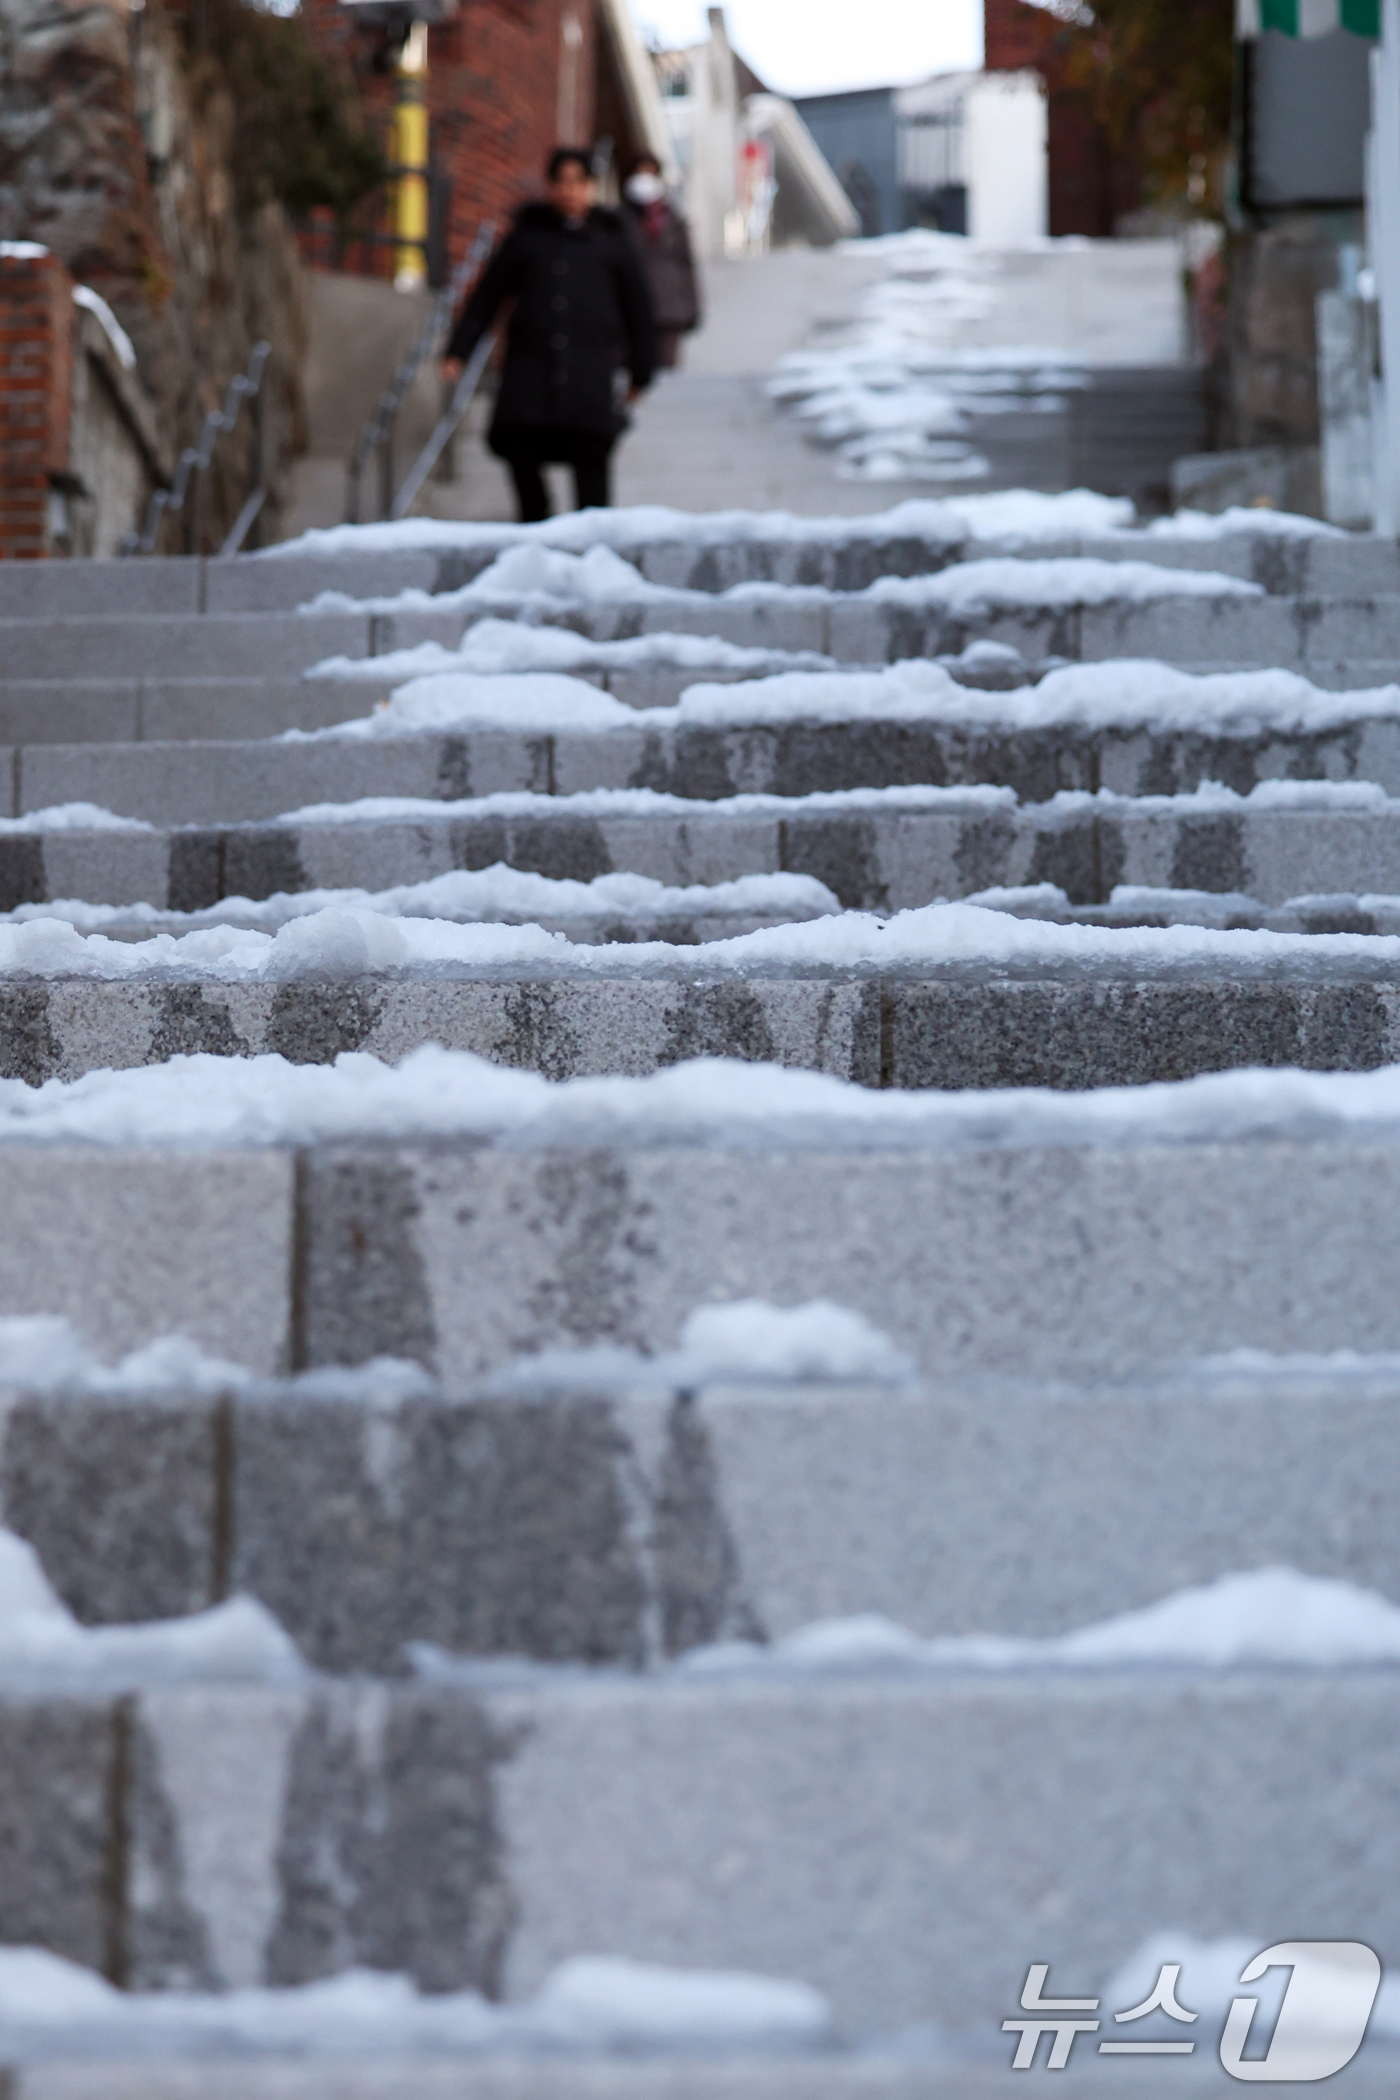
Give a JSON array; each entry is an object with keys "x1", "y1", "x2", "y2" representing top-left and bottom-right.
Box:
[{"x1": 4, "y1": 1361, "x2": 1399, "y2": 1673}]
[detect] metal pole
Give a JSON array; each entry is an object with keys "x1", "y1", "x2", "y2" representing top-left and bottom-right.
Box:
[
  {"x1": 379, "y1": 410, "x2": 396, "y2": 520},
  {"x1": 1370, "y1": 0, "x2": 1400, "y2": 535},
  {"x1": 435, "y1": 372, "x2": 457, "y2": 482},
  {"x1": 248, "y1": 367, "x2": 267, "y2": 552}
]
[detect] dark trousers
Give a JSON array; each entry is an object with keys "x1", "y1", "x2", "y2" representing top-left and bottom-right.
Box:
[{"x1": 490, "y1": 426, "x2": 616, "y2": 523}]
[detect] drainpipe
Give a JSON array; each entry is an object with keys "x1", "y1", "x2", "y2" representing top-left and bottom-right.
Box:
[{"x1": 394, "y1": 20, "x2": 430, "y2": 291}]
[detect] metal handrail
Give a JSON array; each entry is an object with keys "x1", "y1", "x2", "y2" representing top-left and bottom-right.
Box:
[
  {"x1": 389, "y1": 329, "x2": 494, "y2": 519},
  {"x1": 121, "y1": 341, "x2": 272, "y2": 557},
  {"x1": 344, "y1": 218, "x2": 496, "y2": 524}
]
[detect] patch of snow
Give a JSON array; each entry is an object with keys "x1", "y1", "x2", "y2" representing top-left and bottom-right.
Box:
[
  {"x1": 0, "y1": 1527, "x2": 302, "y2": 1688},
  {"x1": 19, "y1": 1035, "x2": 1400, "y2": 1157},
  {"x1": 0, "y1": 804, "x2": 152, "y2": 835},
  {"x1": 15, "y1": 868, "x2": 840, "y2": 937},
  {"x1": 12, "y1": 896, "x2": 1400, "y2": 987},
  {"x1": 0, "y1": 1314, "x2": 246, "y2": 1392},
  {"x1": 1148, "y1": 506, "x2": 1343, "y2": 540},
  {"x1": 276, "y1": 782, "x2": 1017, "y2": 827},
  {"x1": 0, "y1": 1947, "x2": 830, "y2": 2060},
  {"x1": 491, "y1": 1300, "x2": 913, "y2": 1390},
  {"x1": 676, "y1": 1569, "x2": 1400, "y2": 1677},
  {"x1": 314, "y1": 652, "x2": 1386, "y2": 744},
  {"x1": 72, "y1": 286, "x2": 136, "y2": 370},
  {"x1": 866, "y1": 557, "x2": 1259, "y2": 610}
]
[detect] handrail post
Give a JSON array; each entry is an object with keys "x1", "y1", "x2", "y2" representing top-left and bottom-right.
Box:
[
  {"x1": 247, "y1": 366, "x2": 268, "y2": 552},
  {"x1": 379, "y1": 408, "x2": 396, "y2": 520},
  {"x1": 436, "y1": 372, "x2": 457, "y2": 483}
]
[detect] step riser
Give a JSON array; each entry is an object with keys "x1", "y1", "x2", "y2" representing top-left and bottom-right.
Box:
[
  {"x1": 1, "y1": 1676, "x2": 1396, "y2": 2032},
  {"x1": 23, "y1": 806, "x2": 1400, "y2": 915},
  {"x1": 18, "y1": 720, "x2": 1400, "y2": 825},
  {"x1": 3, "y1": 1138, "x2": 1400, "y2": 1385},
  {"x1": 0, "y1": 976, "x2": 1397, "y2": 1090},
  {"x1": 10, "y1": 1376, "x2": 1400, "y2": 1671},
  {"x1": 8, "y1": 594, "x2": 1400, "y2": 682},
  {"x1": 5, "y1": 535, "x2": 1400, "y2": 623},
  {"x1": 0, "y1": 680, "x2": 396, "y2": 747}
]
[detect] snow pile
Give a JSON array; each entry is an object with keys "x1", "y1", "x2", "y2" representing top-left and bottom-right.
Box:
[
  {"x1": 492, "y1": 1299, "x2": 914, "y2": 1390},
  {"x1": 16, "y1": 1038, "x2": 1400, "y2": 1155},
  {"x1": 18, "y1": 868, "x2": 840, "y2": 939},
  {"x1": 0, "y1": 1527, "x2": 301, "y2": 1689},
  {"x1": 677, "y1": 1569, "x2": 1400, "y2": 1678},
  {"x1": 0, "y1": 1949, "x2": 830, "y2": 2060}
]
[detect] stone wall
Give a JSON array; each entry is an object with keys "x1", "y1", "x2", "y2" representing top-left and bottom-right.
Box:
[{"x1": 0, "y1": 0, "x2": 306, "y2": 551}]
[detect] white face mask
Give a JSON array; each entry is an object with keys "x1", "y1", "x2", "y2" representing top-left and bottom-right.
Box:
[{"x1": 625, "y1": 172, "x2": 666, "y2": 205}]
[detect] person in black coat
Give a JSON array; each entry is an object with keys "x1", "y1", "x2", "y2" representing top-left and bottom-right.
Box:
[{"x1": 442, "y1": 147, "x2": 657, "y2": 522}]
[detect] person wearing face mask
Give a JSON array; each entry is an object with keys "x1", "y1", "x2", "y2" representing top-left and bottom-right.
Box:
[
  {"x1": 441, "y1": 146, "x2": 656, "y2": 521},
  {"x1": 620, "y1": 154, "x2": 701, "y2": 370}
]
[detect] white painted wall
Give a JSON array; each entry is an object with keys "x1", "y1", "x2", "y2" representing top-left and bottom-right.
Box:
[{"x1": 965, "y1": 72, "x2": 1047, "y2": 244}]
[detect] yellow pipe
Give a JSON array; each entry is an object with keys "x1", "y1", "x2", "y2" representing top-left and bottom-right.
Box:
[{"x1": 394, "y1": 21, "x2": 429, "y2": 291}]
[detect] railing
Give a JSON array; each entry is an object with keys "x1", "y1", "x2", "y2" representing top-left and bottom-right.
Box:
[
  {"x1": 120, "y1": 341, "x2": 272, "y2": 558},
  {"x1": 388, "y1": 329, "x2": 495, "y2": 519},
  {"x1": 343, "y1": 219, "x2": 495, "y2": 525}
]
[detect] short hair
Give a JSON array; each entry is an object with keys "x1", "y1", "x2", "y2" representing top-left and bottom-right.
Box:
[
  {"x1": 547, "y1": 146, "x2": 593, "y2": 182},
  {"x1": 627, "y1": 152, "x2": 662, "y2": 177}
]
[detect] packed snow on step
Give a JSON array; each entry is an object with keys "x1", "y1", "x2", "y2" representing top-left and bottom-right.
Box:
[
  {"x1": 304, "y1": 656, "x2": 1398, "y2": 743},
  {"x1": 277, "y1": 781, "x2": 1020, "y2": 827},
  {"x1": 671, "y1": 1569, "x2": 1400, "y2": 1677},
  {"x1": 0, "y1": 803, "x2": 153, "y2": 835},
  {"x1": 307, "y1": 542, "x2": 1259, "y2": 618},
  {"x1": 0, "y1": 1526, "x2": 300, "y2": 1689},
  {"x1": 13, "y1": 867, "x2": 840, "y2": 939},
  {"x1": 12, "y1": 897, "x2": 1400, "y2": 984},
  {"x1": 1101, "y1": 1935, "x2": 1400, "y2": 2043},
  {"x1": 306, "y1": 615, "x2": 835, "y2": 683},
  {"x1": 265, "y1": 491, "x2": 1137, "y2": 562},
  {"x1": 0, "y1": 1312, "x2": 245, "y2": 1390},
  {"x1": 18, "y1": 1039, "x2": 1400, "y2": 1153},
  {"x1": 0, "y1": 1948, "x2": 831, "y2": 2060},
  {"x1": 492, "y1": 1299, "x2": 915, "y2": 1391},
  {"x1": 1147, "y1": 506, "x2": 1343, "y2": 541}
]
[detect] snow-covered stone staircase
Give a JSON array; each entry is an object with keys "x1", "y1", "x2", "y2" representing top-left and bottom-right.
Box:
[{"x1": 0, "y1": 503, "x2": 1399, "y2": 2093}]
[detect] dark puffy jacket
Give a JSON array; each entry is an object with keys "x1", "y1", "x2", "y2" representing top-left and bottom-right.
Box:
[
  {"x1": 622, "y1": 200, "x2": 701, "y2": 334},
  {"x1": 446, "y1": 201, "x2": 657, "y2": 435}
]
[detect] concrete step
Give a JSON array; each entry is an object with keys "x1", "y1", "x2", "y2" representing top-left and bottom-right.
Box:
[
  {"x1": 7, "y1": 1361, "x2": 1400, "y2": 1673},
  {"x1": 2, "y1": 959, "x2": 1400, "y2": 1089},
  {"x1": 15, "y1": 587, "x2": 1400, "y2": 685},
  {"x1": 0, "y1": 1665, "x2": 1393, "y2": 2035},
  {"x1": 0, "y1": 680, "x2": 395, "y2": 748},
  {"x1": 16, "y1": 789, "x2": 1400, "y2": 916},
  {"x1": 3, "y1": 1075, "x2": 1400, "y2": 1381},
  {"x1": 18, "y1": 707, "x2": 1400, "y2": 824}
]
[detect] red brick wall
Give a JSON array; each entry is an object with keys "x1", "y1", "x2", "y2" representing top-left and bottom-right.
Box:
[
  {"x1": 983, "y1": 0, "x2": 1141, "y2": 237},
  {"x1": 0, "y1": 249, "x2": 74, "y2": 560},
  {"x1": 301, "y1": 0, "x2": 592, "y2": 280}
]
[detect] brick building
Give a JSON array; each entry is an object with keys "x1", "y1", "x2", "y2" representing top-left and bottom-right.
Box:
[
  {"x1": 983, "y1": 0, "x2": 1141, "y2": 236},
  {"x1": 299, "y1": 0, "x2": 651, "y2": 283}
]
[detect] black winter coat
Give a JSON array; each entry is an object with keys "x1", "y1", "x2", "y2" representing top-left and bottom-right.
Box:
[
  {"x1": 446, "y1": 201, "x2": 657, "y2": 436},
  {"x1": 621, "y1": 199, "x2": 701, "y2": 334}
]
